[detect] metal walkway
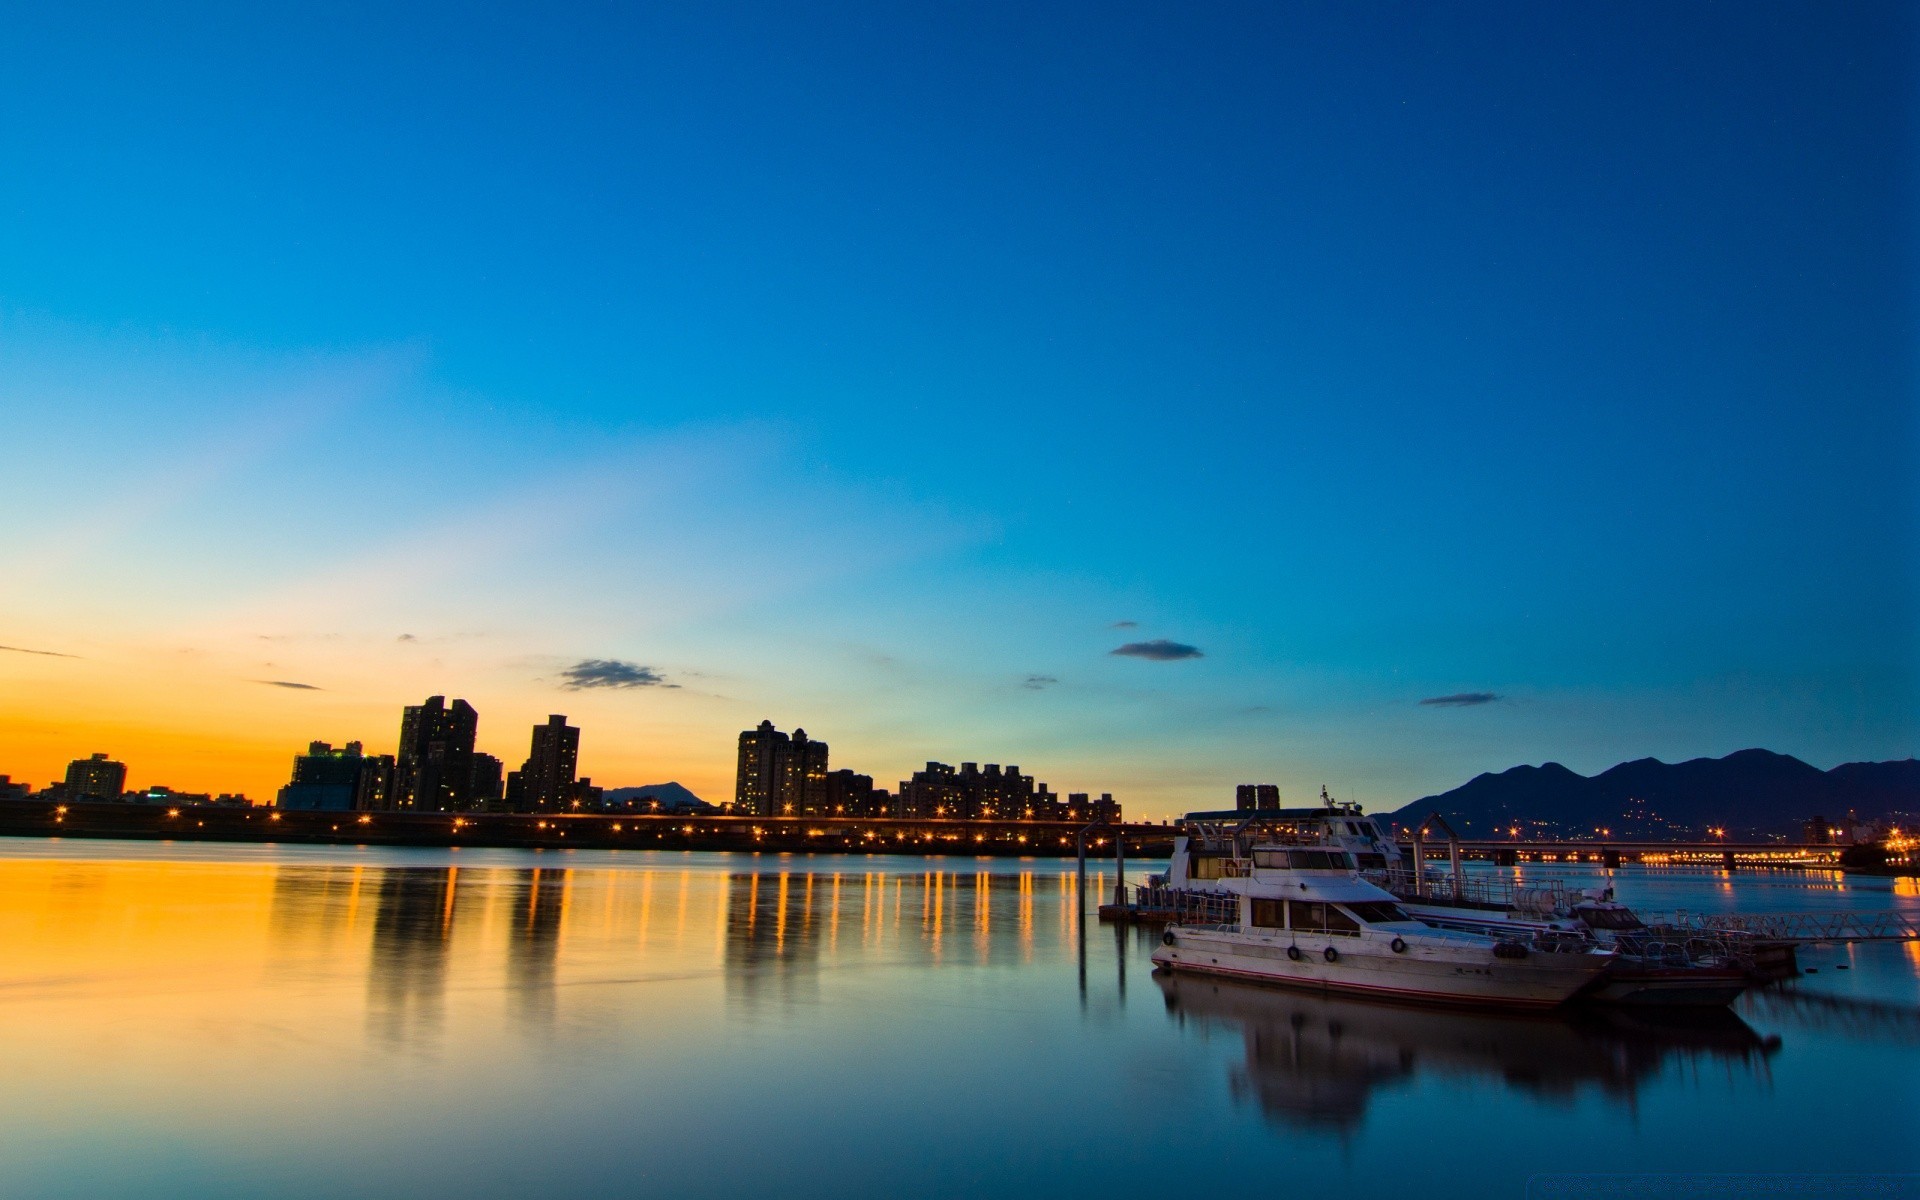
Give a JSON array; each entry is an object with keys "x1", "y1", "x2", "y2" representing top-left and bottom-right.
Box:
[{"x1": 1651, "y1": 909, "x2": 1920, "y2": 943}]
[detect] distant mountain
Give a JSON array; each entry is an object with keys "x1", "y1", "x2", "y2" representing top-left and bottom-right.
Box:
[
  {"x1": 1387, "y1": 750, "x2": 1920, "y2": 839},
  {"x1": 600, "y1": 782, "x2": 715, "y2": 813}
]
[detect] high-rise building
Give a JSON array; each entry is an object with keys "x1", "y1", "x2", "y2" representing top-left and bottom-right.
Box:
[
  {"x1": 824, "y1": 768, "x2": 882, "y2": 816},
  {"x1": 899, "y1": 761, "x2": 1050, "y2": 819},
  {"x1": 1236, "y1": 784, "x2": 1280, "y2": 811},
  {"x1": 392, "y1": 696, "x2": 479, "y2": 811},
  {"x1": 276, "y1": 741, "x2": 395, "y2": 811},
  {"x1": 735, "y1": 720, "x2": 789, "y2": 816},
  {"x1": 64, "y1": 753, "x2": 126, "y2": 800},
  {"x1": 517, "y1": 715, "x2": 579, "y2": 811},
  {"x1": 781, "y1": 728, "x2": 829, "y2": 815},
  {"x1": 734, "y1": 721, "x2": 833, "y2": 815},
  {"x1": 469, "y1": 753, "x2": 505, "y2": 809}
]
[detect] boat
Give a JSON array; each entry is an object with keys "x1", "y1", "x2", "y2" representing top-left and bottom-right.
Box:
[
  {"x1": 1394, "y1": 883, "x2": 1753, "y2": 1006},
  {"x1": 1141, "y1": 792, "x2": 1752, "y2": 1007},
  {"x1": 1148, "y1": 825, "x2": 1616, "y2": 1010}
]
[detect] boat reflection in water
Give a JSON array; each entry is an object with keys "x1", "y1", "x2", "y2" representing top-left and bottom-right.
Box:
[{"x1": 1155, "y1": 971, "x2": 1781, "y2": 1134}]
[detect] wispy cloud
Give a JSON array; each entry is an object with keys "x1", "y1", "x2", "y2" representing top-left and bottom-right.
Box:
[
  {"x1": 1111, "y1": 639, "x2": 1203, "y2": 661},
  {"x1": 559, "y1": 659, "x2": 677, "y2": 690},
  {"x1": 1022, "y1": 674, "x2": 1059, "y2": 690},
  {"x1": 1111, "y1": 620, "x2": 1139, "y2": 629},
  {"x1": 1420, "y1": 692, "x2": 1500, "y2": 707},
  {"x1": 0, "y1": 643, "x2": 77, "y2": 658},
  {"x1": 256, "y1": 679, "x2": 323, "y2": 690}
]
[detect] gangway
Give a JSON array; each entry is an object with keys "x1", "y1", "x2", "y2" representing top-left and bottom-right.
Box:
[{"x1": 1650, "y1": 909, "x2": 1920, "y2": 943}]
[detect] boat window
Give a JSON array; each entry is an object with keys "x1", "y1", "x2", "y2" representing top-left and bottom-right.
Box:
[
  {"x1": 1343, "y1": 901, "x2": 1409, "y2": 924},
  {"x1": 1189, "y1": 854, "x2": 1225, "y2": 881},
  {"x1": 1325, "y1": 905, "x2": 1360, "y2": 934},
  {"x1": 1359, "y1": 822, "x2": 1378, "y2": 838},
  {"x1": 1354, "y1": 853, "x2": 1387, "y2": 870},
  {"x1": 1250, "y1": 899, "x2": 1285, "y2": 928},
  {"x1": 1290, "y1": 900, "x2": 1326, "y2": 930},
  {"x1": 1251, "y1": 849, "x2": 1289, "y2": 868},
  {"x1": 1287, "y1": 849, "x2": 1352, "y2": 870}
]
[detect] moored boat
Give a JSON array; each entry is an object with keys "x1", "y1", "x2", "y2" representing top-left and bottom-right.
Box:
[{"x1": 1149, "y1": 835, "x2": 1615, "y2": 1010}]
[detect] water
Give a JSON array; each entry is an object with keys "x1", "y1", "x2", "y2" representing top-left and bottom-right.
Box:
[{"x1": 2, "y1": 840, "x2": 1918, "y2": 1199}]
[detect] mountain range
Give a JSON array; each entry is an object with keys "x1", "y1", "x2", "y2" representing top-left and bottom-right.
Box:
[{"x1": 1386, "y1": 749, "x2": 1920, "y2": 839}]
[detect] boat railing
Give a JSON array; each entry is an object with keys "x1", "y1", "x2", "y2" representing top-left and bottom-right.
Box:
[
  {"x1": 1615, "y1": 925, "x2": 1759, "y2": 971},
  {"x1": 1366, "y1": 866, "x2": 1581, "y2": 913},
  {"x1": 1130, "y1": 884, "x2": 1240, "y2": 926}
]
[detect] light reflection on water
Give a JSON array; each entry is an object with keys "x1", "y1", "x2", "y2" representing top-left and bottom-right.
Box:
[{"x1": 1, "y1": 844, "x2": 1917, "y2": 1199}]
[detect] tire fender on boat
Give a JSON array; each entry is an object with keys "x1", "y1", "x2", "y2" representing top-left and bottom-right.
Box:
[
  {"x1": 1323, "y1": 946, "x2": 1339, "y2": 963},
  {"x1": 1390, "y1": 937, "x2": 1407, "y2": 954},
  {"x1": 1286, "y1": 945, "x2": 1303, "y2": 961},
  {"x1": 1161, "y1": 929, "x2": 1177, "y2": 946}
]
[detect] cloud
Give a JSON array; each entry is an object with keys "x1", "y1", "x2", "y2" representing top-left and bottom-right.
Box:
[
  {"x1": 1419, "y1": 692, "x2": 1501, "y2": 707},
  {"x1": 1022, "y1": 674, "x2": 1059, "y2": 690},
  {"x1": 1110, "y1": 639, "x2": 1204, "y2": 661},
  {"x1": 397, "y1": 633, "x2": 416, "y2": 642},
  {"x1": 1110, "y1": 620, "x2": 1139, "y2": 629},
  {"x1": 559, "y1": 659, "x2": 677, "y2": 690},
  {"x1": 256, "y1": 679, "x2": 323, "y2": 690},
  {"x1": 0, "y1": 643, "x2": 77, "y2": 658}
]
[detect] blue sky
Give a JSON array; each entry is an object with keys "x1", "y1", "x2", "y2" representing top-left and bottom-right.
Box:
[{"x1": 0, "y1": 1, "x2": 1913, "y2": 813}]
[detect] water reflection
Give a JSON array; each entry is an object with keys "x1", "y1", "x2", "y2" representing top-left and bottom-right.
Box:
[
  {"x1": 724, "y1": 867, "x2": 1073, "y2": 1008},
  {"x1": 506, "y1": 869, "x2": 568, "y2": 1035},
  {"x1": 1155, "y1": 972, "x2": 1779, "y2": 1134},
  {"x1": 366, "y1": 867, "x2": 462, "y2": 1047},
  {"x1": 726, "y1": 870, "x2": 830, "y2": 1006}
]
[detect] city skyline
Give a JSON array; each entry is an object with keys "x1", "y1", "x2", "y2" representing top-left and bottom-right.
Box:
[{"x1": 1, "y1": 4, "x2": 1911, "y2": 820}]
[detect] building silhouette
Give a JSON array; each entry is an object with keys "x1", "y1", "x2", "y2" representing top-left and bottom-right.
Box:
[
  {"x1": 510, "y1": 715, "x2": 579, "y2": 812},
  {"x1": 392, "y1": 696, "x2": 479, "y2": 811},
  {"x1": 781, "y1": 728, "x2": 829, "y2": 815},
  {"x1": 824, "y1": 768, "x2": 886, "y2": 816},
  {"x1": 898, "y1": 761, "x2": 1062, "y2": 819},
  {"x1": 735, "y1": 720, "x2": 788, "y2": 816},
  {"x1": 277, "y1": 741, "x2": 394, "y2": 811},
  {"x1": 63, "y1": 753, "x2": 126, "y2": 800},
  {"x1": 735, "y1": 721, "x2": 834, "y2": 816},
  {"x1": 468, "y1": 753, "x2": 505, "y2": 809},
  {"x1": 1236, "y1": 784, "x2": 1281, "y2": 811}
]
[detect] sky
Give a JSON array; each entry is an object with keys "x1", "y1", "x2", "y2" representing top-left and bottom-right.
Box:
[{"x1": 0, "y1": 1, "x2": 1914, "y2": 817}]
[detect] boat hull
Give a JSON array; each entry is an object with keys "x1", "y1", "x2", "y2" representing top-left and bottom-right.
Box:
[
  {"x1": 1582, "y1": 965, "x2": 1749, "y2": 1007},
  {"x1": 1150, "y1": 928, "x2": 1609, "y2": 1011}
]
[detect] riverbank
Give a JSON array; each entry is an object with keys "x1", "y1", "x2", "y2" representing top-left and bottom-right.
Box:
[{"x1": 0, "y1": 798, "x2": 1175, "y2": 858}]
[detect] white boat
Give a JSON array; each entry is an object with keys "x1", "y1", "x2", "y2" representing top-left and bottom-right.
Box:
[
  {"x1": 1149, "y1": 833, "x2": 1616, "y2": 1010},
  {"x1": 1145, "y1": 792, "x2": 1750, "y2": 1007}
]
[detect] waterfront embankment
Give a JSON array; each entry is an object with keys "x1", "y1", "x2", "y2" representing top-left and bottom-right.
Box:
[{"x1": 0, "y1": 798, "x2": 1175, "y2": 858}]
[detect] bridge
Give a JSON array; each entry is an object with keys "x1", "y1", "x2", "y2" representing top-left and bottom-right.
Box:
[{"x1": 1398, "y1": 831, "x2": 1844, "y2": 870}]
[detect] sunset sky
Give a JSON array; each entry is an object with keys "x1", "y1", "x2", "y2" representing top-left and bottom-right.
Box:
[{"x1": 1, "y1": 2, "x2": 1912, "y2": 816}]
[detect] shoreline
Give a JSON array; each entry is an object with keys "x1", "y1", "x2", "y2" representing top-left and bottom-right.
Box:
[{"x1": 0, "y1": 798, "x2": 1173, "y2": 859}]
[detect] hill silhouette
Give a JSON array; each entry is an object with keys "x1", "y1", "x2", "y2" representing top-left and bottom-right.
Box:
[
  {"x1": 600, "y1": 782, "x2": 714, "y2": 813},
  {"x1": 1387, "y1": 750, "x2": 1918, "y2": 838}
]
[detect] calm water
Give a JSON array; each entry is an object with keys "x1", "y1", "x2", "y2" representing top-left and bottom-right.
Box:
[{"x1": 3, "y1": 840, "x2": 1918, "y2": 1199}]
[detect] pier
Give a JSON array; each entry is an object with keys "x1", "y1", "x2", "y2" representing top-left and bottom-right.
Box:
[{"x1": 1649, "y1": 909, "x2": 1920, "y2": 944}]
